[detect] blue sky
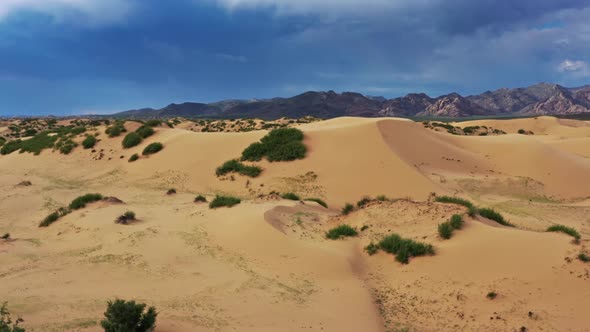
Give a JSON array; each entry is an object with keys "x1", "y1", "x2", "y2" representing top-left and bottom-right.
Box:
[{"x1": 1, "y1": 0, "x2": 590, "y2": 115}]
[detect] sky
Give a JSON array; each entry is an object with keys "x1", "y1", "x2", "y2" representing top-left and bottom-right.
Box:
[{"x1": 1, "y1": 0, "x2": 590, "y2": 115}]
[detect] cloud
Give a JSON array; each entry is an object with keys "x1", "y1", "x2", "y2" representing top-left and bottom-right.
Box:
[
  {"x1": 557, "y1": 59, "x2": 589, "y2": 76},
  {"x1": 0, "y1": 0, "x2": 134, "y2": 26}
]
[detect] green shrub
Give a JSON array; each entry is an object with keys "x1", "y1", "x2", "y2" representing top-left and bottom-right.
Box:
[
  {"x1": 17, "y1": 132, "x2": 59, "y2": 155},
  {"x1": 82, "y1": 135, "x2": 97, "y2": 149},
  {"x1": 281, "y1": 192, "x2": 300, "y2": 201},
  {"x1": 0, "y1": 302, "x2": 25, "y2": 332},
  {"x1": 0, "y1": 140, "x2": 22, "y2": 155},
  {"x1": 578, "y1": 253, "x2": 590, "y2": 262},
  {"x1": 486, "y1": 292, "x2": 497, "y2": 300},
  {"x1": 438, "y1": 222, "x2": 453, "y2": 239},
  {"x1": 128, "y1": 154, "x2": 139, "y2": 162},
  {"x1": 145, "y1": 120, "x2": 162, "y2": 127},
  {"x1": 342, "y1": 203, "x2": 354, "y2": 215},
  {"x1": 241, "y1": 128, "x2": 306, "y2": 162},
  {"x1": 326, "y1": 225, "x2": 358, "y2": 240},
  {"x1": 57, "y1": 138, "x2": 77, "y2": 155},
  {"x1": 167, "y1": 188, "x2": 176, "y2": 195},
  {"x1": 0, "y1": 137, "x2": 6, "y2": 147},
  {"x1": 478, "y1": 208, "x2": 513, "y2": 227},
  {"x1": 209, "y1": 195, "x2": 241, "y2": 208},
  {"x1": 106, "y1": 124, "x2": 125, "y2": 137},
  {"x1": 377, "y1": 234, "x2": 434, "y2": 264},
  {"x1": 216, "y1": 160, "x2": 262, "y2": 178},
  {"x1": 1, "y1": 233, "x2": 9, "y2": 240},
  {"x1": 69, "y1": 193, "x2": 103, "y2": 210},
  {"x1": 124, "y1": 211, "x2": 136, "y2": 220},
  {"x1": 116, "y1": 211, "x2": 137, "y2": 225},
  {"x1": 518, "y1": 129, "x2": 526, "y2": 134},
  {"x1": 305, "y1": 198, "x2": 328, "y2": 208},
  {"x1": 365, "y1": 242, "x2": 379, "y2": 255},
  {"x1": 39, "y1": 208, "x2": 70, "y2": 227},
  {"x1": 136, "y1": 125, "x2": 155, "y2": 139},
  {"x1": 547, "y1": 224, "x2": 581, "y2": 243},
  {"x1": 468, "y1": 205, "x2": 478, "y2": 217},
  {"x1": 449, "y1": 214, "x2": 464, "y2": 229},
  {"x1": 101, "y1": 299, "x2": 157, "y2": 332},
  {"x1": 376, "y1": 195, "x2": 390, "y2": 202},
  {"x1": 142, "y1": 142, "x2": 163, "y2": 155},
  {"x1": 194, "y1": 195, "x2": 207, "y2": 203},
  {"x1": 357, "y1": 197, "x2": 372, "y2": 208},
  {"x1": 122, "y1": 132, "x2": 142, "y2": 148},
  {"x1": 434, "y1": 196, "x2": 474, "y2": 209}
]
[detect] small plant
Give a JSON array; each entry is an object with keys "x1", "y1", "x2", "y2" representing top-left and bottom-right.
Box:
[
  {"x1": 326, "y1": 225, "x2": 358, "y2": 239},
  {"x1": 546, "y1": 224, "x2": 581, "y2": 243},
  {"x1": 377, "y1": 233, "x2": 435, "y2": 264},
  {"x1": 0, "y1": 302, "x2": 25, "y2": 332},
  {"x1": 142, "y1": 142, "x2": 163, "y2": 155},
  {"x1": 518, "y1": 129, "x2": 526, "y2": 134},
  {"x1": 305, "y1": 198, "x2": 328, "y2": 208},
  {"x1": 281, "y1": 192, "x2": 300, "y2": 201},
  {"x1": 69, "y1": 193, "x2": 103, "y2": 210},
  {"x1": 376, "y1": 195, "x2": 390, "y2": 202},
  {"x1": 167, "y1": 188, "x2": 177, "y2": 195},
  {"x1": 342, "y1": 203, "x2": 354, "y2": 215},
  {"x1": 82, "y1": 135, "x2": 97, "y2": 149},
  {"x1": 115, "y1": 211, "x2": 136, "y2": 225},
  {"x1": 145, "y1": 120, "x2": 161, "y2": 127},
  {"x1": 135, "y1": 125, "x2": 155, "y2": 139},
  {"x1": 209, "y1": 195, "x2": 241, "y2": 208},
  {"x1": 124, "y1": 211, "x2": 136, "y2": 220},
  {"x1": 449, "y1": 214, "x2": 464, "y2": 229},
  {"x1": 128, "y1": 154, "x2": 139, "y2": 162},
  {"x1": 365, "y1": 242, "x2": 379, "y2": 255},
  {"x1": 241, "y1": 128, "x2": 306, "y2": 162},
  {"x1": 1, "y1": 233, "x2": 10, "y2": 240},
  {"x1": 216, "y1": 160, "x2": 262, "y2": 178},
  {"x1": 434, "y1": 195, "x2": 474, "y2": 209},
  {"x1": 360, "y1": 225, "x2": 369, "y2": 231},
  {"x1": 478, "y1": 208, "x2": 513, "y2": 227},
  {"x1": 40, "y1": 211, "x2": 60, "y2": 227},
  {"x1": 194, "y1": 195, "x2": 207, "y2": 203},
  {"x1": 578, "y1": 253, "x2": 590, "y2": 262},
  {"x1": 438, "y1": 222, "x2": 453, "y2": 239},
  {"x1": 356, "y1": 197, "x2": 372, "y2": 208},
  {"x1": 468, "y1": 205, "x2": 478, "y2": 217},
  {"x1": 101, "y1": 299, "x2": 157, "y2": 332},
  {"x1": 486, "y1": 291, "x2": 497, "y2": 300},
  {"x1": 122, "y1": 132, "x2": 142, "y2": 149}
]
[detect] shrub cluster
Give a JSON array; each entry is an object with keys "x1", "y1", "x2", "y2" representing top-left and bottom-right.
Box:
[
  {"x1": 115, "y1": 211, "x2": 136, "y2": 225},
  {"x1": 122, "y1": 132, "x2": 142, "y2": 149},
  {"x1": 546, "y1": 224, "x2": 581, "y2": 243},
  {"x1": 241, "y1": 128, "x2": 307, "y2": 162},
  {"x1": 326, "y1": 225, "x2": 358, "y2": 239},
  {"x1": 166, "y1": 188, "x2": 176, "y2": 195},
  {"x1": 342, "y1": 203, "x2": 355, "y2": 215},
  {"x1": 101, "y1": 299, "x2": 157, "y2": 332},
  {"x1": 39, "y1": 207, "x2": 71, "y2": 227},
  {"x1": 136, "y1": 125, "x2": 155, "y2": 139},
  {"x1": 209, "y1": 195, "x2": 241, "y2": 208},
  {"x1": 0, "y1": 302, "x2": 25, "y2": 332},
  {"x1": 281, "y1": 192, "x2": 300, "y2": 201},
  {"x1": 305, "y1": 198, "x2": 328, "y2": 208},
  {"x1": 128, "y1": 154, "x2": 139, "y2": 162},
  {"x1": 69, "y1": 193, "x2": 103, "y2": 210},
  {"x1": 106, "y1": 122, "x2": 126, "y2": 137},
  {"x1": 367, "y1": 234, "x2": 435, "y2": 264},
  {"x1": 142, "y1": 142, "x2": 163, "y2": 155},
  {"x1": 145, "y1": 120, "x2": 162, "y2": 127},
  {"x1": 438, "y1": 214, "x2": 465, "y2": 240},
  {"x1": 434, "y1": 195, "x2": 474, "y2": 209},
  {"x1": 578, "y1": 253, "x2": 590, "y2": 262},
  {"x1": 82, "y1": 135, "x2": 97, "y2": 149},
  {"x1": 216, "y1": 160, "x2": 262, "y2": 178},
  {"x1": 478, "y1": 208, "x2": 513, "y2": 227},
  {"x1": 194, "y1": 195, "x2": 207, "y2": 203}
]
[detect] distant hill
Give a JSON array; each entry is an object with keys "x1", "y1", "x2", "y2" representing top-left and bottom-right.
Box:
[{"x1": 111, "y1": 83, "x2": 590, "y2": 119}]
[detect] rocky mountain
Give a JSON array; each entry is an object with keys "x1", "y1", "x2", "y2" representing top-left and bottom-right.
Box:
[{"x1": 111, "y1": 83, "x2": 590, "y2": 119}]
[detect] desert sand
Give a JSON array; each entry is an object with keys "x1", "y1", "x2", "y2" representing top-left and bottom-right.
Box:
[{"x1": 1, "y1": 116, "x2": 590, "y2": 331}]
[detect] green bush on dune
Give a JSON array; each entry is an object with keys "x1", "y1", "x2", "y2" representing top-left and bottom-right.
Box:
[
  {"x1": 101, "y1": 299, "x2": 157, "y2": 332},
  {"x1": 82, "y1": 135, "x2": 97, "y2": 149},
  {"x1": 122, "y1": 132, "x2": 142, "y2": 149},
  {"x1": 281, "y1": 192, "x2": 300, "y2": 201},
  {"x1": 478, "y1": 208, "x2": 513, "y2": 227},
  {"x1": 142, "y1": 142, "x2": 163, "y2": 155},
  {"x1": 377, "y1": 233, "x2": 435, "y2": 264},
  {"x1": 305, "y1": 198, "x2": 328, "y2": 208},
  {"x1": 135, "y1": 125, "x2": 155, "y2": 139},
  {"x1": 438, "y1": 222, "x2": 453, "y2": 240},
  {"x1": 209, "y1": 195, "x2": 241, "y2": 209},
  {"x1": 326, "y1": 225, "x2": 358, "y2": 240},
  {"x1": 69, "y1": 193, "x2": 103, "y2": 210},
  {"x1": 434, "y1": 196, "x2": 474, "y2": 209},
  {"x1": 0, "y1": 302, "x2": 25, "y2": 332},
  {"x1": 215, "y1": 159, "x2": 262, "y2": 178},
  {"x1": 547, "y1": 224, "x2": 581, "y2": 243},
  {"x1": 241, "y1": 128, "x2": 306, "y2": 162}
]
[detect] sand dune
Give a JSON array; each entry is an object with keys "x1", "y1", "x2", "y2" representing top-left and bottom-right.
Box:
[{"x1": 2, "y1": 116, "x2": 590, "y2": 331}]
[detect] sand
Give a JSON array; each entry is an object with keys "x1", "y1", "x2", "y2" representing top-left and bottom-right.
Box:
[{"x1": 1, "y1": 116, "x2": 590, "y2": 331}]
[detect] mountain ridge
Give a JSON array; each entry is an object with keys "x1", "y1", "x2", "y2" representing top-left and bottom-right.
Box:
[{"x1": 112, "y1": 83, "x2": 590, "y2": 119}]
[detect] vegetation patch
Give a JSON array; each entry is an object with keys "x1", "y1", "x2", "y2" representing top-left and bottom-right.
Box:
[
  {"x1": 166, "y1": 188, "x2": 176, "y2": 195},
  {"x1": 578, "y1": 253, "x2": 590, "y2": 262},
  {"x1": 546, "y1": 224, "x2": 581, "y2": 243},
  {"x1": 438, "y1": 222, "x2": 454, "y2": 239},
  {"x1": 371, "y1": 233, "x2": 435, "y2": 264},
  {"x1": 194, "y1": 195, "x2": 207, "y2": 203},
  {"x1": 342, "y1": 203, "x2": 354, "y2": 215},
  {"x1": 365, "y1": 242, "x2": 379, "y2": 255},
  {"x1": 216, "y1": 159, "x2": 262, "y2": 178},
  {"x1": 209, "y1": 195, "x2": 241, "y2": 208},
  {"x1": 434, "y1": 195, "x2": 474, "y2": 209},
  {"x1": 0, "y1": 302, "x2": 25, "y2": 332},
  {"x1": 39, "y1": 207, "x2": 71, "y2": 227},
  {"x1": 305, "y1": 198, "x2": 328, "y2": 208},
  {"x1": 82, "y1": 135, "x2": 97, "y2": 149},
  {"x1": 325, "y1": 225, "x2": 358, "y2": 239},
  {"x1": 122, "y1": 132, "x2": 142, "y2": 148},
  {"x1": 128, "y1": 154, "x2": 139, "y2": 162},
  {"x1": 1, "y1": 233, "x2": 10, "y2": 240},
  {"x1": 69, "y1": 193, "x2": 103, "y2": 210},
  {"x1": 478, "y1": 208, "x2": 513, "y2": 227},
  {"x1": 101, "y1": 299, "x2": 157, "y2": 332},
  {"x1": 486, "y1": 291, "x2": 498, "y2": 300},
  {"x1": 106, "y1": 122, "x2": 126, "y2": 137},
  {"x1": 142, "y1": 142, "x2": 163, "y2": 155},
  {"x1": 281, "y1": 192, "x2": 300, "y2": 201},
  {"x1": 115, "y1": 211, "x2": 137, "y2": 225},
  {"x1": 135, "y1": 125, "x2": 155, "y2": 139},
  {"x1": 449, "y1": 214, "x2": 464, "y2": 229},
  {"x1": 241, "y1": 127, "x2": 306, "y2": 162}
]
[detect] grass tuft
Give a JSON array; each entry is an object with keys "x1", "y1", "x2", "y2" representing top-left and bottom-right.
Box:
[
  {"x1": 209, "y1": 195, "x2": 241, "y2": 209},
  {"x1": 305, "y1": 198, "x2": 328, "y2": 208},
  {"x1": 194, "y1": 195, "x2": 207, "y2": 203},
  {"x1": 342, "y1": 203, "x2": 354, "y2": 215},
  {"x1": 377, "y1": 233, "x2": 435, "y2": 264},
  {"x1": 434, "y1": 195, "x2": 474, "y2": 209},
  {"x1": 69, "y1": 193, "x2": 103, "y2": 210},
  {"x1": 478, "y1": 208, "x2": 513, "y2": 227},
  {"x1": 438, "y1": 222, "x2": 453, "y2": 240},
  {"x1": 547, "y1": 224, "x2": 581, "y2": 243},
  {"x1": 325, "y1": 225, "x2": 358, "y2": 240},
  {"x1": 142, "y1": 142, "x2": 163, "y2": 155},
  {"x1": 281, "y1": 192, "x2": 300, "y2": 201},
  {"x1": 216, "y1": 159, "x2": 262, "y2": 178}
]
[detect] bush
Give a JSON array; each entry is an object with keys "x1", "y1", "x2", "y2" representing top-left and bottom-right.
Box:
[
  {"x1": 129, "y1": 154, "x2": 139, "y2": 162},
  {"x1": 486, "y1": 292, "x2": 497, "y2": 300},
  {"x1": 124, "y1": 211, "x2": 136, "y2": 220},
  {"x1": 578, "y1": 253, "x2": 590, "y2": 262},
  {"x1": 241, "y1": 128, "x2": 306, "y2": 162},
  {"x1": 106, "y1": 124, "x2": 125, "y2": 137},
  {"x1": 57, "y1": 139, "x2": 77, "y2": 155},
  {"x1": 438, "y1": 222, "x2": 453, "y2": 239},
  {"x1": 0, "y1": 302, "x2": 25, "y2": 332},
  {"x1": 305, "y1": 198, "x2": 327, "y2": 208},
  {"x1": 101, "y1": 299, "x2": 157, "y2": 332},
  {"x1": 145, "y1": 120, "x2": 161, "y2": 127},
  {"x1": 116, "y1": 211, "x2": 136, "y2": 225},
  {"x1": 377, "y1": 234, "x2": 434, "y2": 264},
  {"x1": 209, "y1": 195, "x2": 241, "y2": 208},
  {"x1": 342, "y1": 203, "x2": 354, "y2": 215},
  {"x1": 194, "y1": 195, "x2": 207, "y2": 203},
  {"x1": 167, "y1": 188, "x2": 176, "y2": 195},
  {"x1": 518, "y1": 129, "x2": 526, "y2": 134},
  {"x1": 357, "y1": 197, "x2": 372, "y2": 208},
  {"x1": 69, "y1": 193, "x2": 103, "y2": 210},
  {"x1": 136, "y1": 125, "x2": 155, "y2": 139},
  {"x1": 0, "y1": 140, "x2": 22, "y2": 155},
  {"x1": 434, "y1": 196, "x2": 474, "y2": 209},
  {"x1": 449, "y1": 214, "x2": 464, "y2": 229},
  {"x1": 547, "y1": 225, "x2": 581, "y2": 243},
  {"x1": 82, "y1": 135, "x2": 97, "y2": 149},
  {"x1": 122, "y1": 132, "x2": 142, "y2": 149},
  {"x1": 478, "y1": 208, "x2": 513, "y2": 227},
  {"x1": 468, "y1": 205, "x2": 478, "y2": 217},
  {"x1": 216, "y1": 160, "x2": 262, "y2": 178},
  {"x1": 40, "y1": 212, "x2": 59, "y2": 227},
  {"x1": 281, "y1": 192, "x2": 300, "y2": 201},
  {"x1": 326, "y1": 225, "x2": 358, "y2": 239},
  {"x1": 1, "y1": 233, "x2": 9, "y2": 240},
  {"x1": 142, "y1": 142, "x2": 163, "y2": 155},
  {"x1": 365, "y1": 242, "x2": 379, "y2": 255}
]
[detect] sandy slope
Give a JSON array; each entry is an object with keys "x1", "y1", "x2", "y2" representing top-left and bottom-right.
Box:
[{"x1": 1, "y1": 116, "x2": 590, "y2": 331}]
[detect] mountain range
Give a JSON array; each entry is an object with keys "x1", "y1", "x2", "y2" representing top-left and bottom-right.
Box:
[{"x1": 112, "y1": 83, "x2": 590, "y2": 119}]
